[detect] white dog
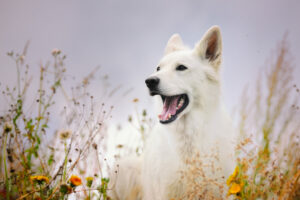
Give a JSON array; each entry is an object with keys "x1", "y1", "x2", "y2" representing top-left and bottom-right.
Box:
[{"x1": 110, "y1": 26, "x2": 237, "y2": 200}]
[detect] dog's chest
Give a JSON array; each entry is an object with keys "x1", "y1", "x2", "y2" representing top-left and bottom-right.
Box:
[{"x1": 143, "y1": 126, "x2": 196, "y2": 196}]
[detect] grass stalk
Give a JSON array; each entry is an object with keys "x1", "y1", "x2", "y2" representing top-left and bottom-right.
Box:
[{"x1": 3, "y1": 132, "x2": 10, "y2": 200}]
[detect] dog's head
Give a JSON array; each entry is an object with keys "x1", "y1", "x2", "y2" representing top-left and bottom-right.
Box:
[{"x1": 145, "y1": 26, "x2": 223, "y2": 124}]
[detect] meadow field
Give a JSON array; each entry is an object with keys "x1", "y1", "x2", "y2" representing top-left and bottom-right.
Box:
[{"x1": 0, "y1": 39, "x2": 299, "y2": 199}]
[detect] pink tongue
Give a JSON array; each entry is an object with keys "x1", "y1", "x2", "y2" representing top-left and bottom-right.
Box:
[{"x1": 159, "y1": 96, "x2": 180, "y2": 121}]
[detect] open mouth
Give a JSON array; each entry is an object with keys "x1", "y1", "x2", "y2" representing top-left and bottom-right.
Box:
[{"x1": 158, "y1": 94, "x2": 189, "y2": 124}]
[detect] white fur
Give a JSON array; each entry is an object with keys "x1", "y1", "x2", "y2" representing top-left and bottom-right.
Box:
[
  {"x1": 109, "y1": 156, "x2": 143, "y2": 200},
  {"x1": 110, "y1": 26, "x2": 237, "y2": 200}
]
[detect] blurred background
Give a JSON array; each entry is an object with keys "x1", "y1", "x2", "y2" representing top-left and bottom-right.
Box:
[
  {"x1": 1, "y1": 1, "x2": 300, "y2": 199},
  {"x1": 0, "y1": 0, "x2": 300, "y2": 132}
]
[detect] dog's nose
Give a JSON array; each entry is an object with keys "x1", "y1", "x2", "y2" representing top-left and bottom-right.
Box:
[{"x1": 145, "y1": 77, "x2": 160, "y2": 90}]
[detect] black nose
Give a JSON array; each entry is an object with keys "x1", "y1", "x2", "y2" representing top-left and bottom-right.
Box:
[{"x1": 145, "y1": 77, "x2": 160, "y2": 90}]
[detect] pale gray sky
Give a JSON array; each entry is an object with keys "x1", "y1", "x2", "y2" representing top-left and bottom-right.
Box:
[{"x1": 0, "y1": 0, "x2": 300, "y2": 124}]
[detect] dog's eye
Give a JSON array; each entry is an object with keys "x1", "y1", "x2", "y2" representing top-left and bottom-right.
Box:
[
  {"x1": 176, "y1": 65, "x2": 188, "y2": 71},
  {"x1": 156, "y1": 66, "x2": 160, "y2": 71}
]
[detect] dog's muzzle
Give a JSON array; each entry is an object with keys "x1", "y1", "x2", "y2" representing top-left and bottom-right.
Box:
[{"x1": 145, "y1": 77, "x2": 160, "y2": 95}]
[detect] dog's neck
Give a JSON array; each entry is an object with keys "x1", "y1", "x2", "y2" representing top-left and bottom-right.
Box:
[
  {"x1": 172, "y1": 96, "x2": 221, "y2": 133},
  {"x1": 166, "y1": 99, "x2": 223, "y2": 158}
]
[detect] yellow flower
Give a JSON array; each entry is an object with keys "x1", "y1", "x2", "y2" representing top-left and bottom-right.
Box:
[
  {"x1": 227, "y1": 166, "x2": 239, "y2": 186},
  {"x1": 227, "y1": 175, "x2": 234, "y2": 186},
  {"x1": 228, "y1": 182, "x2": 241, "y2": 194},
  {"x1": 30, "y1": 175, "x2": 49, "y2": 184},
  {"x1": 86, "y1": 177, "x2": 94, "y2": 188},
  {"x1": 231, "y1": 166, "x2": 239, "y2": 178},
  {"x1": 69, "y1": 175, "x2": 82, "y2": 186}
]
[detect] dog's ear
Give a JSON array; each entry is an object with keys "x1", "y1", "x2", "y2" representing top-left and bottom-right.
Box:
[
  {"x1": 164, "y1": 34, "x2": 185, "y2": 55},
  {"x1": 194, "y1": 26, "x2": 222, "y2": 70}
]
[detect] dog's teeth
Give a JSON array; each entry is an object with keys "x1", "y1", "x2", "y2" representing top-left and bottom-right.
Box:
[
  {"x1": 176, "y1": 106, "x2": 178, "y2": 110},
  {"x1": 178, "y1": 102, "x2": 183, "y2": 108},
  {"x1": 166, "y1": 114, "x2": 170, "y2": 120}
]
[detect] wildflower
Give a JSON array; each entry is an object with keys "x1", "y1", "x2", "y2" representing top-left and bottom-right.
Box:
[
  {"x1": 58, "y1": 129, "x2": 72, "y2": 140},
  {"x1": 228, "y1": 182, "x2": 242, "y2": 194},
  {"x1": 232, "y1": 165, "x2": 239, "y2": 177},
  {"x1": 52, "y1": 48, "x2": 61, "y2": 56},
  {"x1": 227, "y1": 166, "x2": 239, "y2": 186},
  {"x1": 30, "y1": 175, "x2": 49, "y2": 185},
  {"x1": 99, "y1": 178, "x2": 109, "y2": 197},
  {"x1": 86, "y1": 177, "x2": 94, "y2": 188},
  {"x1": 69, "y1": 175, "x2": 82, "y2": 187},
  {"x1": 133, "y1": 98, "x2": 139, "y2": 103},
  {"x1": 4, "y1": 122, "x2": 13, "y2": 133},
  {"x1": 60, "y1": 183, "x2": 72, "y2": 194}
]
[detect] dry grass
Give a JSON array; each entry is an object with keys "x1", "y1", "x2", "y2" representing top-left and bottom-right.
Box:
[
  {"x1": 178, "y1": 151, "x2": 226, "y2": 200},
  {"x1": 0, "y1": 47, "x2": 112, "y2": 199},
  {"x1": 233, "y1": 38, "x2": 300, "y2": 200}
]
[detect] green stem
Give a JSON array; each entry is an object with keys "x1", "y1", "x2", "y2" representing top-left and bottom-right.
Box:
[
  {"x1": 63, "y1": 141, "x2": 68, "y2": 181},
  {"x1": 16, "y1": 61, "x2": 21, "y2": 97},
  {"x1": 3, "y1": 132, "x2": 10, "y2": 200},
  {"x1": 40, "y1": 184, "x2": 44, "y2": 200},
  {"x1": 34, "y1": 66, "x2": 44, "y2": 136}
]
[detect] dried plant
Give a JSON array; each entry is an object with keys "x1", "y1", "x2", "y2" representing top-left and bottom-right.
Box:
[
  {"x1": 173, "y1": 38, "x2": 299, "y2": 200},
  {"x1": 113, "y1": 98, "x2": 154, "y2": 159},
  {"x1": 231, "y1": 38, "x2": 300, "y2": 200},
  {"x1": 178, "y1": 150, "x2": 226, "y2": 200},
  {"x1": 0, "y1": 46, "x2": 113, "y2": 200}
]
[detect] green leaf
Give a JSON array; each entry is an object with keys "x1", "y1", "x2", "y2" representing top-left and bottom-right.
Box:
[{"x1": 48, "y1": 154, "x2": 54, "y2": 166}]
